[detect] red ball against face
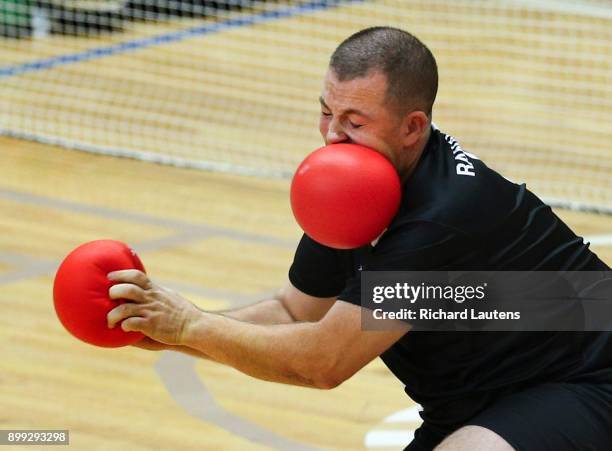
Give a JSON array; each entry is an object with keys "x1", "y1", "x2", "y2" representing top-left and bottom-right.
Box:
[
  {"x1": 53, "y1": 240, "x2": 145, "y2": 348},
  {"x1": 290, "y1": 144, "x2": 401, "y2": 249}
]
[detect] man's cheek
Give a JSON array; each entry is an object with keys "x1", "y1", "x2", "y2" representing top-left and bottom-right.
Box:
[{"x1": 319, "y1": 119, "x2": 329, "y2": 139}]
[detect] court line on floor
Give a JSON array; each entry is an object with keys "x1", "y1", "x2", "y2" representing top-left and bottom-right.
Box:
[
  {"x1": 364, "y1": 405, "x2": 422, "y2": 448},
  {"x1": 156, "y1": 351, "x2": 322, "y2": 451},
  {"x1": 0, "y1": 251, "x2": 59, "y2": 284},
  {"x1": 0, "y1": 187, "x2": 292, "y2": 304},
  {"x1": 0, "y1": 187, "x2": 295, "y2": 248},
  {"x1": 0, "y1": 0, "x2": 363, "y2": 79},
  {"x1": 0, "y1": 238, "x2": 276, "y2": 307}
]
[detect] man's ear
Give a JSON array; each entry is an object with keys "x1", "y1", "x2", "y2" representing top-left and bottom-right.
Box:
[{"x1": 401, "y1": 111, "x2": 429, "y2": 147}]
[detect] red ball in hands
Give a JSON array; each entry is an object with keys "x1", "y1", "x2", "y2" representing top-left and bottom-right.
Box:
[
  {"x1": 290, "y1": 144, "x2": 402, "y2": 249},
  {"x1": 53, "y1": 240, "x2": 145, "y2": 348}
]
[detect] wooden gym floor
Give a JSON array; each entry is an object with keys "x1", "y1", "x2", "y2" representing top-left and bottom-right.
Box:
[{"x1": 1, "y1": 136, "x2": 611, "y2": 451}]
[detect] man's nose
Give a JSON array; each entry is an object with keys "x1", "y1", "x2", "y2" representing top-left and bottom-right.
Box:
[{"x1": 326, "y1": 119, "x2": 348, "y2": 144}]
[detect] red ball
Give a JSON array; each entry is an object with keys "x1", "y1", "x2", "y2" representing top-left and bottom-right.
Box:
[
  {"x1": 53, "y1": 240, "x2": 145, "y2": 348},
  {"x1": 290, "y1": 144, "x2": 401, "y2": 249}
]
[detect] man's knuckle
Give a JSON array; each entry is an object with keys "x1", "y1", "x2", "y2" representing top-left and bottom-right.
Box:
[{"x1": 138, "y1": 272, "x2": 152, "y2": 287}]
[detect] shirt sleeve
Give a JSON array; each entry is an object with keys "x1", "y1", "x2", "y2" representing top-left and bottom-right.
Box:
[{"x1": 288, "y1": 234, "x2": 352, "y2": 298}]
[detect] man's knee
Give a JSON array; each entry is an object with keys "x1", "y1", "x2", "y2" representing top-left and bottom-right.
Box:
[{"x1": 434, "y1": 425, "x2": 515, "y2": 451}]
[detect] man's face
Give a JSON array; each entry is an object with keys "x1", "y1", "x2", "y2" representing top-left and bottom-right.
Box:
[{"x1": 319, "y1": 69, "x2": 406, "y2": 169}]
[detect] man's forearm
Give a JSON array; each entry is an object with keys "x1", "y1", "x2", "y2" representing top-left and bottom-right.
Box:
[
  {"x1": 218, "y1": 298, "x2": 295, "y2": 324},
  {"x1": 164, "y1": 297, "x2": 295, "y2": 360},
  {"x1": 181, "y1": 311, "x2": 338, "y2": 389}
]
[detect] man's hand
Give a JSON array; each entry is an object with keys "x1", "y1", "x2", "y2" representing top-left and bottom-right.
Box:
[
  {"x1": 131, "y1": 336, "x2": 170, "y2": 351},
  {"x1": 106, "y1": 270, "x2": 202, "y2": 346}
]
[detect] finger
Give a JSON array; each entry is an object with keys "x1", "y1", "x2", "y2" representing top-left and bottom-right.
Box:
[
  {"x1": 121, "y1": 317, "x2": 147, "y2": 333},
  {"x1": 107, "y1": 302, "x2": 144, "y2": 329},
  {"x1": 107, "y1": 269, "x2": 152, "y2": 289},
  {"x1": 109, "y1": 283, "x2": 146, "y2": 303}
]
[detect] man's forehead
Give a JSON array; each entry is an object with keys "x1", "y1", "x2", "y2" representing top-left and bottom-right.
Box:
[{"x1": 321, "y1": 69, "x2": 387, "y2": 108}]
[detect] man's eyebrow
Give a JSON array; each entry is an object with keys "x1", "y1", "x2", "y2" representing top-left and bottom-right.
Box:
[
  {"x1": 319, "y1": 96, "x2": 332, "y2": 111},
  {"x1": 318, "y1": 96, "x2": 370, "y2": 118}
]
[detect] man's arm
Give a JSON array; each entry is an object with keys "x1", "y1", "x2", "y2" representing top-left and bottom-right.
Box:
[
  {"x1": 180, "y1": 299, "x2": 409, "y2": 388},
  {"x1": 123, "y1": 278, "x2": 336, "y2": 357},
  {"x1": 106, "y1": 270, "x2": 409, "y2": 388},
  {"x1": 217, "y1": 280, "x2": 336, "y2": 324}
]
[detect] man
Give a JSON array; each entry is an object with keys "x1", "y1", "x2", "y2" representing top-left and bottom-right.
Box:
[{"x1": 106, "y1": 27, "x2": 612, "y2": 450}]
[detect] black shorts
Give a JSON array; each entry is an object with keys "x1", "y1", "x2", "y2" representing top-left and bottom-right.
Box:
[{"x1": 404, "y1": 383, "x2": 612, "y2": 451}]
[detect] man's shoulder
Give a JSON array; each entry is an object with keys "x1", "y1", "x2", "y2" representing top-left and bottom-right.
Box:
[{"x1": 398, "y1": 127, "x2": 524, "y2": 237}]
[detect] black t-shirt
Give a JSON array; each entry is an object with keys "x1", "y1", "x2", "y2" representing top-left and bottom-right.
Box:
[{"x1": 289, "y1": 126, "x2": 612, "y2": 427}]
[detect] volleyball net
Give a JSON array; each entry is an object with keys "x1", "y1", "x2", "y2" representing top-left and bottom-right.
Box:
[{"x1": 1, "y1": 0, "x2": 611, "y2": 212}]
